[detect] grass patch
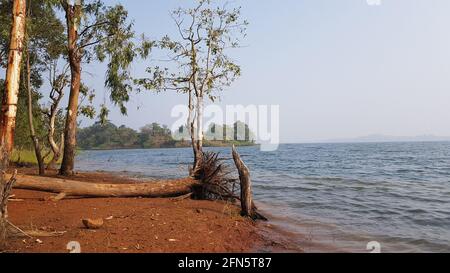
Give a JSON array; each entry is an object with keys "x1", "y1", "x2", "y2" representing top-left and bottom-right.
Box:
[{"x1": 11, "y1": 149, "x2": 62, "y2": 166}]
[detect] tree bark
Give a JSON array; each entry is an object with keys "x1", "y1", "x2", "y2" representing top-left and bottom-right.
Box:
[
  {"x1": 59, "y1": 3, "x2": 82, "y2": 176},
  {"x1": 47, "y1": 71, "x2": 65, "y2": 170},
  {"x1": 191, "y1": 94, "x2": 204, "y2": 176},
  {"x1": 10, "y1": 174, "x2": 199, "y2": 198},
  {"x1": 0, "y1": 170, "x2": 17, "y2": 246},
  {"x1": 195, "y1": 94, "x2": 204, "y2": 161},
  {"x1": 48, "y1": 133, "x2": 63, "y2": 170},
  {"x1": 25, "y1": 48, "x2": 45, "y2": 176},
  {"x1": 188, "y1": 88, "x2": 202, "y2": 176},
  {"x1": 0, "y1": 0, "x2": 27, "y2": 162},
  {"x1": 232, "y1": 145, "x2": 253, "y2": 218},
  {"x1": 188, "y1": 38, "x2": 204, "y2": 176},
  {"x1": 188, "y1": 89, "x2": 196, "y2": 174}
]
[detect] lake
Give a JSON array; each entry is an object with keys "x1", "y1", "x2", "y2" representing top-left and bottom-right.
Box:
[{"x1": 76, "y1": 142, "x2": 450, "y2": 253}]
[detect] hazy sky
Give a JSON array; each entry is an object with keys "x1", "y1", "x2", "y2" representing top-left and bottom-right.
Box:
[{"x1": 8, "y1": 0, "x2": 450, "y2": 143}]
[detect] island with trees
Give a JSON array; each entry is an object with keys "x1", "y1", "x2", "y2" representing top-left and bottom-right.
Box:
[{"x1": 77, "y1": 121, "x2": 256, "y2": 150}]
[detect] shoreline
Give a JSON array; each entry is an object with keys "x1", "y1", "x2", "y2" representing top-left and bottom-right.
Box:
[
  {"x1": 3, "y1": 168, "x2": 299, "y2": 253},
  {"x1": 77, "y1": 142, "x2": 259, "y2": 152}
]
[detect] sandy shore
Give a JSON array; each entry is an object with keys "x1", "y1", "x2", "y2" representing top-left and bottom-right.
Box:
[{"x1": 2, "y1": 169, "x2": 296, "y2": 253}]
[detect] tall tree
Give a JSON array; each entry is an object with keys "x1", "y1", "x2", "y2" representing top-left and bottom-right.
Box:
[
  {"x1": 136, "y1": 0, "x2": 247, "y2": 175},
  {"x1": 23, "y1": 0, "x2": 62, "y2": 175},
  {"x1": 0, "y1": 0, "x2": 27, "y2": 163},
  {"x1": 1, "y1": 0, "x2": 67, "y2": 172},
  {"x1": 58, "y1": 0, "x2": 136, "y2": 176}
]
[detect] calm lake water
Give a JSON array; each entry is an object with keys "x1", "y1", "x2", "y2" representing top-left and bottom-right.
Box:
[{"x1": 76, "y1": 142, "x2": 450, "y2": 253}]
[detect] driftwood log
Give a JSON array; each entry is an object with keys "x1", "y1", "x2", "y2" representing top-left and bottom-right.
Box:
[
  {"x1": 232, "y1": 146, "x2": 253, "y2": 217},
  {"x1": 232, "y1": 146, "x2": 267, "y2": 221},
  {"x1": 9, "y1": 174, "x2": 199, "y2": 199}
]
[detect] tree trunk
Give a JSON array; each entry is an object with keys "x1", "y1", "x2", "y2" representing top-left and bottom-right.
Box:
[
  {"x1": 48, "y1": 133, "x2": 63, "y2": 170},
  {"x1": 25, "y1": 49, "x2": 45, "y2": 176},
  {"x1": 10, "y1": 174, "x2": 199, "y2": 198},
  {"x1": 232, "y1": 145, "x2": 253, "y2": 217},
  {"x1": 0, "y1": 0, "x2": 27, "y2": 162},
  {"x1": 0, "y1": 168, "x2": 17, "y2": 247},
  {"x1": 188, "y1": 89, "x2": 200, "y2": 175},
  {"x1": 47, "y1": 80, "x2": 65, "y2": 170},
  {"x1": 59, "y1": 3, "x2": 82, "y2": 176},
  {"x1": 196, "y1": 95, "x2": 204, "y2": 155},
  {"x1": 191, "y1": 95, "x2": 204, "y2": 175},
  {"x1": 231, "y1": 146, "x2": 267, "y2": 221}
]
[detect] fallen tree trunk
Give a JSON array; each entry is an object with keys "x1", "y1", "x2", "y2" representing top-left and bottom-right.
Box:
[{"x1": 9, "y1": 174, "x2": 200, "y2": 199}]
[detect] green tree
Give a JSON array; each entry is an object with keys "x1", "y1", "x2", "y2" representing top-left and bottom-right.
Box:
[
  {"x1": 58, "y1": 0, "x2": 137, "y2": 176},
  {"x1": 136, "y1": 0, "x2": 248, "y2": 175},
  {"x1": 23, "y1": 0, "x2": 66, "y2": 174},
  {"x1": 139, "y1": 123, "x2": 173, "y2": 148},
  {"x1": 0, "y1": 0, "x2": 27, "y2": 162},
  {"x1": 0, "y1": 0, "x2": 64, "y2": 154}
]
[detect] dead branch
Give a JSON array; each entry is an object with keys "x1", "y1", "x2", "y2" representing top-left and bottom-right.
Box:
[
  {"x1": 232, "y1": 146, "x2": 267, "y2": 221},
  {"x1": 1, "y1": 170, "x2": 18, "y2": 246}
]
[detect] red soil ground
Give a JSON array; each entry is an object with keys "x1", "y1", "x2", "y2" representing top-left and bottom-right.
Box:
[{"x1": 2, "y1": 170, "x2": 295, "y2": 253}]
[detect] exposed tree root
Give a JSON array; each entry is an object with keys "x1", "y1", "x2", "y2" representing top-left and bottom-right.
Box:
[{"x1": 196, "y1": 148, "x2": 268, "y2": 221}]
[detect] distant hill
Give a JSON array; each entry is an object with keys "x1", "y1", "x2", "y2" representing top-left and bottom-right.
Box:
[{"x1": 323, "y1": 134, "x2": 450, "y2": 143}]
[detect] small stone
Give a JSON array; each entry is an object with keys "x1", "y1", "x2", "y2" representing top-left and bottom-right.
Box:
[
  {"x1": 196, "y1": 209, "x2": 202, "y2": 214},
  {"x1": 82, "y1": 218, "x2": 104, "y2": 229}
]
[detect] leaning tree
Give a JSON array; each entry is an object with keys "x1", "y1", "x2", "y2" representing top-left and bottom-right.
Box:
[
  {"x1": 58, "y1": 0, "x2": 137, "y2": 176},
  {"x1": 136, "y1": 0, "x2": 248, "y2": 176}
]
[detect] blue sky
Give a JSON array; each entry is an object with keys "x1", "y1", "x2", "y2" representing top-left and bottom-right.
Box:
[{"x1": 8, "y1": 0, "x2": 450, "y2": 143}]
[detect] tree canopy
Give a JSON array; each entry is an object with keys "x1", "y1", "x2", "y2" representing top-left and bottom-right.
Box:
[
  {"x1": 0, "y1": 0, "x2": 65, "y2": 150},
  {"x1": 77, "y1": 121, "x2": 255, "y2": 150}
]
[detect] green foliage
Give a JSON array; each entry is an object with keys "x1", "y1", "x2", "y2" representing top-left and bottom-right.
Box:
[
  {"x1": 97, "y1": 104, "x2": 110, "y2": 125},
  {"x1": 1, "y1": 0, "x2": 65, "y2": 66},
  {"x1": 11, "y1": 149, "x2": 61, "y2": 166},
  {"x1": 136, "y1": 0, "x2": 248, "y2": 100},
  {"x1": 77, "y1": 121, "x2": 173, "y2": 150},
  {"x1": 61, "y1": 0, "x2": 137, "y2": 116},
  {"x1": 78, "y1": 82, "x2": 97, "y2": 119},
  {"x1": 139, "y1": 123, "x2": 174, "y2": 148},
  {"x1": 0, "y1": 0, "x2": 66, "y2": 151},
  {"x1": 27, "y1": 0, "x2": 66, "y2": 62},
  {"x1": 0, "y1": 78, "x2": 45, "y2": 150},
  {"x1": 77, "y1": 121, "x2": 256, "y2": 150},
  {"x1": 0, "y1": 0, "x2": 10, "y2": 68}
]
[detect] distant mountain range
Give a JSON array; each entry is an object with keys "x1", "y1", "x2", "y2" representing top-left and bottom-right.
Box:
[{"x1": 323, "y1": 134, "x2": 450, "y2": 143}]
